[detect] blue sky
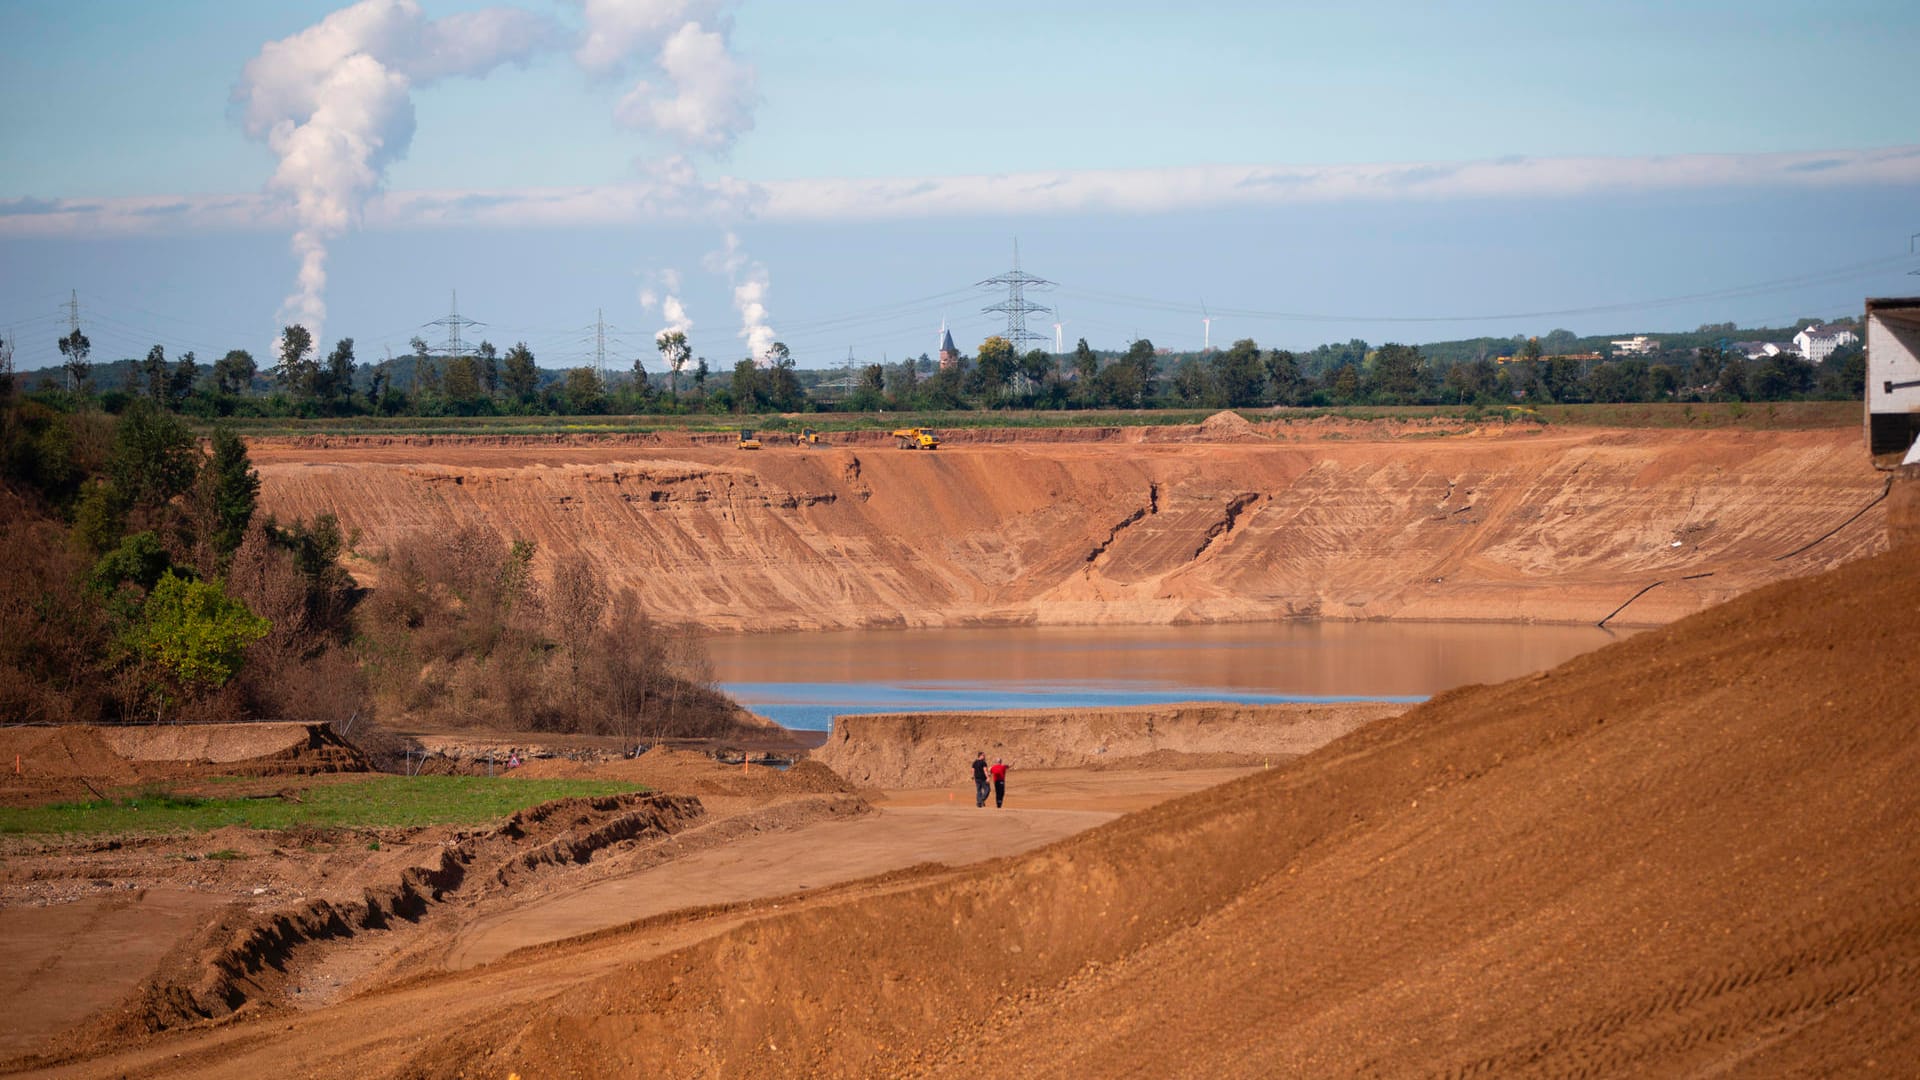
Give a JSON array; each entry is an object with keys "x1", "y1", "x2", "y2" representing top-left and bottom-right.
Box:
[{"x1": 2, "y1": 0, "x2": 1917, "y2": 371}]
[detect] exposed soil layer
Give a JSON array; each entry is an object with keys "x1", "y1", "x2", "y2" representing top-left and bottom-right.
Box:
[
  {"x1": 380, "y1": 539, "x2": 1920, "y2": 1077},
  {"x1": 0, "y1": 723, "x2": 367, "y2": 807},
  {"x1": 248, "y1": 423, "x2": 1886, "y2": 632},
  {"x1": 814, "y1": 701, "x2": 1404, "y2": 789}
]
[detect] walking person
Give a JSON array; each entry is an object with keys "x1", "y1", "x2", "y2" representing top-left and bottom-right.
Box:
[
  {"x1": 990, "y1": 758, "x2": 1009, "y2": 809},
  {"x1": 972, "y1": 751, "x2": 991, "y2": 808}
]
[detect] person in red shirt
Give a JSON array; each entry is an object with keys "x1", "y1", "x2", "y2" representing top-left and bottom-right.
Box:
[{"x1": 989, "y1": 758, "x2": 1009, "y2": 808}]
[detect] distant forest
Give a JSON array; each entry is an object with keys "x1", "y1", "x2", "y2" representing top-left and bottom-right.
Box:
[{"x1": 13, "y1": 316, "x2": 1865, "y2": 419}]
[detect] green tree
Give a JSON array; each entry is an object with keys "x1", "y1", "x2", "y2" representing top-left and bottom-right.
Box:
[
  {"x1": 1018, "y1": 349, "x2": 1054, "y2": 401},
  {"x1": 1172, "y1": 357, "x2": 1212, "y2": 405},
  {"x1": 318, "y1": 337, "x2": 356, "y2": 406},
  {"x1": 109, "y1": 399, "x2": 199, "y2": 511},
  {"x1": 730, "y1": 358, "x2": 765, "y2": 413},
  {"x1": 204, "y1": 426, "x2": 259, "y2": 557},
  {"x1": 142, "y1": 345, "x2": 170, "y2": 403},
  {"x1": 276, "y1": 325, "x2": 317, "y2": 397},
  {"x1": 443, "y1": 355, "x2": 483, "y2": 402},
  {"x1": 91, "y1": 530, "x2": 175, "y2": 602},
  {"x1": 1818, "y1": 343, "x2": 1866, "y2": 400},
  {"x1": 1751, "y1": 354, "x2": 1814, "y2": 401},
  {"x1": 563, "y1": 366, "x2": 605, "y2": 414},
  {"x1": 1212, "y1": 338, "x2": 1266, "y2": 407},
  {"x1": 1266, "y1": 349, "x2": 1305, "y2": 405},
  {"x1": 169, "y1": 350, "x2": 199, "y2": 408},
  {"x1": 656, "y1": 331, "x2": 691, "y2": 397},
  {"x1": 1715, "y1": 357, "x2": 1749, "y2": 402},
  {"x1": 970, "y1": 336, "x2": 1016, "y2": 403},
  {"x1": 476, "y1": 341, "x2": 500, "y2": 395},
  {"x1": 502, "y1": 342, "x2": 539, "y2": 403},
  {"x1": 58, "y1": 329, "x2": 92, "y2": 394},
  {"x1": 847, "y1": 363, "x2": 886, "y2": 411},
  {"x1": 213, "y1": 350, "x2": 256, "y2": 396},
  {"x1": 766, "y1": 344, "x2": 803, "y2": 411},
  {"x1": 1368, "y1": 344, "x2": 1424, "y2": 404},
  {"x1": 1330, "y1": 364, "x2": 1362, "y2": 404},
  {"x1": 1116, "y1": 339, "x2": 1159, "y2": 407},
  {"x1": 134, "y1": 571, "x2": 269, "y2": 698},
  {"x1": 1072, "y1": 338, "x2": 1098, "y2": 383}
]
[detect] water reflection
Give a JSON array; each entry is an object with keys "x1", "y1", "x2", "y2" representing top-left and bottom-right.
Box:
[{"x1": 707, "y1": 622, "x2": 1625, "y2": 731}]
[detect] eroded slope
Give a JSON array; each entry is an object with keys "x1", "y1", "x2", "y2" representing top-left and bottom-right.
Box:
[
  {"x1": 252, "y1": 425, "x2": 1886, "y2": 630},
  {"x1": 409, "y1": 531, "x2": 1920, "y2": 1078}
]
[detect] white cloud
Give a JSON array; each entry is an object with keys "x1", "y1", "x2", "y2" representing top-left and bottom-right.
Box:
[
  {"x1": 6, "y1": 145, "x2": 1917, "y2": 238},
  {"x1": 574, "y1": 0, "x2": 729, "y2": 76},
  {"x1": 613, "y1": 22, "x2": 757, "y2": 151}
]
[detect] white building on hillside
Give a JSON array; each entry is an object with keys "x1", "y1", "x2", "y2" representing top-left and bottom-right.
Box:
[
  {"x1": 1734, "y1": 341, "x2": 1786, "y2": 361},
  {"x1": 1610, "y1": 335, "x2": 1660, "y2": 355},
  {"x1": 1793, "y1": 323, "x2": 1859, "y2": 362}
]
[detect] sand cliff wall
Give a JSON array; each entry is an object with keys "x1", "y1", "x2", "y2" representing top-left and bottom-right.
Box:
[
  {"x1": 813, "y1": 702, "x2": 1405, "y2": 789},
  {"x1": 250, "y1": 423, "x2": 1887, "y2": 632}
]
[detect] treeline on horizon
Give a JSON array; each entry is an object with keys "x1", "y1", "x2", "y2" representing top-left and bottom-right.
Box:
[
  {"x1": 0, "y1": 371, "x2": 740, "y2": 739},
  {"x1": 18, "y1": 315, "x2": 1865, "y2": 420}
]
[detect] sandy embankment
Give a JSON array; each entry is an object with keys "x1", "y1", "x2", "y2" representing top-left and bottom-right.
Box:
[
  {"x1": 250, "y1": 422, "x2": 1887, "y2": 633},
  {"x1": 813, "y1": 701, "x2": 1405, "y2": 789}
]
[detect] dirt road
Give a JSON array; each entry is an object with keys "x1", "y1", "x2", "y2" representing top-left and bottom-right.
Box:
[{"x1": 2, "y1": 764, "x2": 1251, "y2": 1079}]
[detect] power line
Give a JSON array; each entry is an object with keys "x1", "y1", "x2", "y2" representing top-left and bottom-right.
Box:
[
  {"x1": 978, "y1": 239, "x2": 1055, "y2": 351},
  {"x1": 421, "y1": 290, "x2": 483, "y2": 359}
]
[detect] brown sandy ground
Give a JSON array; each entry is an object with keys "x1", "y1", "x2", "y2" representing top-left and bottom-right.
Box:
[
  {"x1": 249, "y1": 422, "x2": 1886, "y2": 633},
  {"x1": 332, "y1": 540, "x2": 1920, "y2": 1077},
  {"x1": 0, "y1": 708, "x2": 1350, "y2": 1075}
]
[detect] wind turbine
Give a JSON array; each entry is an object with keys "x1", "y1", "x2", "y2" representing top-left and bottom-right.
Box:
[
  {"x1": 1052, "y1": 307, "x2": 1068, "y2": 355},
  {"x1": 1201, "y1": 300, "x2": 1213, "y2": 353}
]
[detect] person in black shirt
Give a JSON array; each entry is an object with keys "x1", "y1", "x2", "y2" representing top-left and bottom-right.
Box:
[{"x1": 971, "y1": 751, "x2": 990, "y2": 808}]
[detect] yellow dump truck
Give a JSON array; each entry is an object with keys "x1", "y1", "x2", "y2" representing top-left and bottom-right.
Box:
[
  {"x1": 737, "y1": 428, "x2": 762, "y2": 450},
  {"x1": 890, "y1": 427, "x2": 939, "y2": 450}
]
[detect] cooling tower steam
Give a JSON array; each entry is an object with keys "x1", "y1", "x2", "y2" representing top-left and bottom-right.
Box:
[{"x1": 235, "y1": 0, "x2": 553, "y2": 343}]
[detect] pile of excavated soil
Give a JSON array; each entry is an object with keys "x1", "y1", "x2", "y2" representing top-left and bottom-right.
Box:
[
  {"x1": 1195, "y1": 409, "x2": 1268, "y2": 441},
  {"x1": 251, "y1": 427, "x2": 1887, "y2": 633},
  {"x1": 813, "y1": 701, "x2": 1404, "y2": 789},
  {"x1": 97, "y1": 722, "x2": 368, "y2": 774},
  {"x1": 0, "y1": 723, "x2": 367, "y2": 807},
  {"x1": 401, "y1": 541, "x2": 1920, "y2": 1077}
]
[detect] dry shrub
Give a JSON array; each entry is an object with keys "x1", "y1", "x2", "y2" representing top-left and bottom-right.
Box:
[{"x1": 0, "y1": 491, "x2": 113, "y2": 724}]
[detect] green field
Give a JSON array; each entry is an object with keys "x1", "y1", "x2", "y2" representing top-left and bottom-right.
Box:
[
  {"x1": 209, "y1": 400, "x2": 1858, "y2": 439},
  {"x1": 0, "y1": 776, "x2": 649, "y2": 836}
]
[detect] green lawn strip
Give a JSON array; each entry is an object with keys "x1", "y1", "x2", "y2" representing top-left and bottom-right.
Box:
[{"x1": 0, "y1": 776, "x2": 648, "y2": 836}]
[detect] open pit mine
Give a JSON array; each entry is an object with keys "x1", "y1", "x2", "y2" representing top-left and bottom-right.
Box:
[{"x1": 251, "y1": 418, "x2": 1887, "y2": 632}]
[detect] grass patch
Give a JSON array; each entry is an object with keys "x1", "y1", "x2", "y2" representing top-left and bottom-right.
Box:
[{"x1": 0, "y1": 776, "x2": 648, "y2": 836}]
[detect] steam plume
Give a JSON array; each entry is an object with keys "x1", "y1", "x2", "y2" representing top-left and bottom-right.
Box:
[
  {"x1": 235, "y1": 0, "x2": 554, "y2": 342},
  {"x1": 640, "y1": 268, "x2": 693, "y2": 341},
  {"x1": 704, "y1": 231, "x2": 775, "y2": 362}
]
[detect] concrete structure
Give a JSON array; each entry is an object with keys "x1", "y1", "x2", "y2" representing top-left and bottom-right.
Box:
[
  {"x1": 1609, "y1": 336, "x2": 1661, "y2": 356},
  {"x1": 1866, "y1": 299, "x2": 1920, "y2": 457},
  {"x1": 1794, "y1": 323, "x2": 1860, "y2": 363}
]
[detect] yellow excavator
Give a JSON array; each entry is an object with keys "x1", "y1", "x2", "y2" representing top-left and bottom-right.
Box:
[
  {"x1": 796, "y1": 427, "x2": 825, "y2": 447},
  {"x1": 736, "y1": 427, "x2": 762, "y2": 450},
  {"x1": 891, "y1": 427, "x2": 939, "y2": 450}
]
